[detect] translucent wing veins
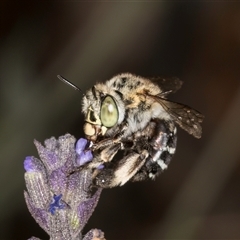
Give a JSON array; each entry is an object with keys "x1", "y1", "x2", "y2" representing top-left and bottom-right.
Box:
[
  {"x1": 151, "y1": 77, "x2": 183, "y2": 96},
  {"x1": 151, "y1": 96, "x2": 204, "y2": 138}
]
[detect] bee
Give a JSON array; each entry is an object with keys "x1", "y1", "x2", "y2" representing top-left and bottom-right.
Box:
[{"x1": 81, "y1": 73, "x2": 204, "y2": 188}]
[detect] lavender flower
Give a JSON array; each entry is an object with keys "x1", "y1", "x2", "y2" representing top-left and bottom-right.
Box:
[{"x1": 24, "y1": 134, "x2": 105, "y2": 240}]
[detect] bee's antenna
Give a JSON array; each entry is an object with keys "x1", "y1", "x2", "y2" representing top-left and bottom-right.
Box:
[{"x1": 57, "y1": 75, "x2": 81, "y2": 91}]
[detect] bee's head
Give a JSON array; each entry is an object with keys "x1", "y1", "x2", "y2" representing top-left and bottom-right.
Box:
[{"x1": 82, "y1": 83, "x2": 125, "y2": 142}]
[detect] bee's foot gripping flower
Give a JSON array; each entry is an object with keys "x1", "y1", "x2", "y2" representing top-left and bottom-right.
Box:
[{"x1": 24, "y1": 134, "x2": 104, "y2": 240}]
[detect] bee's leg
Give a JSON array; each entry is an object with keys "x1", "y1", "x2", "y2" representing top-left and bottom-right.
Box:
[
  {"x1": 90, "y1": 138, "x2": 118, "y2": 151},
  {"x1": 87, "y1": 143, "x2": 122, "y2": 170},
  {"x1": 132, "y1": 120, "x2": 177, "y2": 182},
  {"x1": 93, "y1": 150, "x2": 149, "y2": 188},
  {"x1": 91, "y1": 122, "x2": 128, "y2": 151}
]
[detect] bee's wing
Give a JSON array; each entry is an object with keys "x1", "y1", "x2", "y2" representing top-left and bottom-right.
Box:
[
  {"x1": 151, "y1": 77, "x2": 183, "y2": 96},
  {"x1": 152, "y1": 96, "x2": 204, "y2": 138}
]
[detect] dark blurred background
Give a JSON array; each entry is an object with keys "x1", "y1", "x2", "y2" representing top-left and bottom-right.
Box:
[{"x1": 1, "y1": 2, "x2": 240, "y2": 239}]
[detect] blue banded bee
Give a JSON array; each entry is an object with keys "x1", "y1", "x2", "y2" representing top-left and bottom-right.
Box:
[{"x1": 81, "y1": 73, "x2": 204, "y2": 188}]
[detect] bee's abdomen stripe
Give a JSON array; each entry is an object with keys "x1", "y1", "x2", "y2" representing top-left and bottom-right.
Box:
[{"x1": 147, "y1": 122, "x2": 177, "y2": 178}]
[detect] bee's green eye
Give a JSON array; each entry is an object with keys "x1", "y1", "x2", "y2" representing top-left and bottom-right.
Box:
[{"x1": 100, "y1": 96, "x2": 118, "y2": 127}]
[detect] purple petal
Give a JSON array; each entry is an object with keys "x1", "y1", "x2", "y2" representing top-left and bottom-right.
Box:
[
  {"x1": 24, "y1": 156, "x2": 35, "y2": 172},
  {"x1": 49, "y1": 194, "x2": 66, "y2": 215},
  {"x1": 76, "y1": 151, "x2": 93, "y2": 166},
  {"x1": 76, "y1": 138, "x2": 88, "y2": 155},
  {"x1": 23, "y1": 156, "x2": 46, "y2": 175}
]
